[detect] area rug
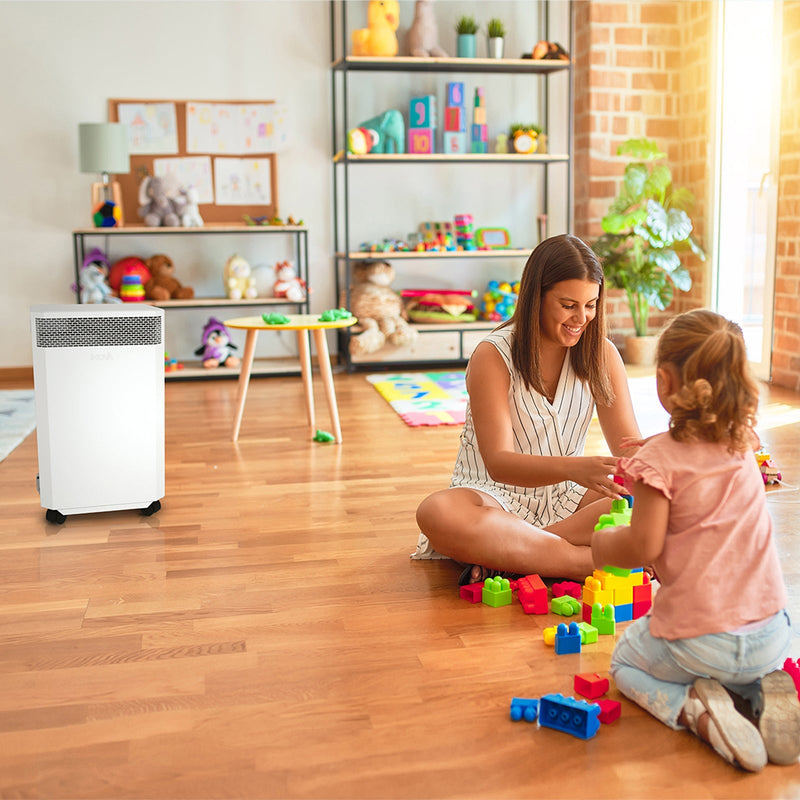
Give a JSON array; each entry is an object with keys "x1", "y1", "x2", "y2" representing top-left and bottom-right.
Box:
[
  {"x1": 0, "y1": 390, "x2": 36, "y2": 463},
  {"x1": 366, "y1": 372, "x2": 467, "y2": 427}
]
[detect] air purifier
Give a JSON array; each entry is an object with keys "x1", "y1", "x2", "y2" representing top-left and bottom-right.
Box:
[{"x1": 31, "y1": 304, "x2": 165, "y2": 523}]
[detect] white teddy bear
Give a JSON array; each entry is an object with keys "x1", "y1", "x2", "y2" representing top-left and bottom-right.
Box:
[{"x1": 181, "y1": 186, "x2": 203, "y2": 227}]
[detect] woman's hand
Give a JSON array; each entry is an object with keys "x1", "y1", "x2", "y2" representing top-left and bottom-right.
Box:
[{"x1": 571, "y1": 456, "x2": 623, "y2": 497}]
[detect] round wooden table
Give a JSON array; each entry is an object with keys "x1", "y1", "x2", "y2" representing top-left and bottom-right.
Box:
[{"x1": 224, "y1": 314, "x2": 357, "y2": 443}]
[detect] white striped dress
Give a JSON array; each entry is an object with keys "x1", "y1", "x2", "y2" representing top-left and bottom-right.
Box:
[{"x1": 450, "y1": 325, "x2": 595, "y2": 526}]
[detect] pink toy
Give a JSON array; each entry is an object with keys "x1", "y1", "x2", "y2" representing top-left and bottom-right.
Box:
[
  {"x1": 784, "y1": 658, "x2": 800, "y2": 699},
  {"x1": 597, "y1": 699, "x2": 622, "y2": 724},
  {"x1": 459, "y1": 582, "x2": 483, "y2": 603},
  {"x1": 273, "y1": 261, "x2": 307, "y2": 302}
]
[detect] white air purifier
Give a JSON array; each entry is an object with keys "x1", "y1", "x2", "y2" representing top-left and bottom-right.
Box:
[{"x1": 31, "y1": 304, "x2": 165, "y2": 524}]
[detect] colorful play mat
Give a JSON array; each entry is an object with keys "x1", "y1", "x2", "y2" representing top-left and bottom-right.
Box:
[{"x1": 366, "y1": 372, "x2": 467, "y2": 427}]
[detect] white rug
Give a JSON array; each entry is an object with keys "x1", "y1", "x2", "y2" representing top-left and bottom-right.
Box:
[{"x1": 0, "y1": 390, "x2": 36, "y2": 463}]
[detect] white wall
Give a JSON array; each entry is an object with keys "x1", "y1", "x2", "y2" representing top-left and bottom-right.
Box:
[{"x1": 0, "y1": 0, "x2": 569, "y2": 368}]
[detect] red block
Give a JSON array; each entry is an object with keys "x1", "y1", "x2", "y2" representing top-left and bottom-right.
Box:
[
  {"x1": 582, "y1": 602, "x2": 593, "y2": 623},
  {"x1": 553, "y1": 581, "x2": 582, "y2": 599},
  {"x1": 574, "y1": 672, "x2": 609, "y2": 699},
  {"x1": 459, "y1": 582, "x2": 484, "y2": 603},
  {"x1": 597, "y1": 699, "x2": 622, "y2": 724},
  {"x1": 444, "y1": 106, "x2": 465, "y2": 132},
  {"x1": 784, "y1": 658, "x2": 800, "y2": 699},
  {"x1": 512, "y1": 574, "x2": 547, "y2": 614}
]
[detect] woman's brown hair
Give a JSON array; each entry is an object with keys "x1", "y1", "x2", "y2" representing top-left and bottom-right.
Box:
[
  {"x1": 499, "y1": 234, "x2": 614, "y2": 405},
  {"x1": 657, "y1": 309, "x2": 760, "y2": 452}
]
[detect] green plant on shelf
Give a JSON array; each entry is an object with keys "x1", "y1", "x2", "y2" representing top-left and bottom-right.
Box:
[
  {"x1": 487, "y1": 18, "x2": 506, "y2": 39},
  {"x1": 456, "y1": 15, "x2": 479, "y2": 35}
]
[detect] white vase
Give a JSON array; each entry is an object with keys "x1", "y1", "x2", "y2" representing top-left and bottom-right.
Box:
[{"x1": 488, "y1": 37, "x2": 504, "y2": 59}]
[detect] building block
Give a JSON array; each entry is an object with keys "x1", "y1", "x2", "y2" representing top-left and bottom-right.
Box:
[
  {"x1": 582, "y1": 602, "x2": 593, "y2": 624},
  {"x1": 615, "y1": 603, "x2": 633, "y2": 622},
  {"x1": 408, "y1": 128, "x2": 434, "y2": 154},
  {"x1": 512, "y1": 573, "x2": 548, "y2": 614},
  {"x1": 543, "y1": 625, "x2": 558, "y2": 646},
  {"x1": 597, "y1": 699, "x2": 622, "y2": 724},
  {"x1": 591, "y1": 603, "x2": 616, "y2": 635},
  {"x1": 632, "y1": 600, "x2": 651, "y2": 619},
  {"x1": 576, "y1": 621, "x2": 598, "y2": 644},
  {"x1": 482, "y1": 575, "x2": 512, "y2": 607},
  {"x1": 444, "y1": 106, "x2": 466, "y2": 132},
  {"x1": 554, "y1": 622, "x2": 582, "y2": 655},
  {"x1": 582, "y1": 576, "x2": 613, "y2": 608},
  {"x1": 551, "y1": 595, "x2": 581, "y2": 616},
  {"x1": 447, "y1": 81, "x2": 465, "y2": 107},
  {"x1": 783, "y1": 658, "x2": 800, "y2": 699},
  {"x1": 409, "y1": 95, "x2": 437, "y2": 129},
  {"x1": 459, "y1": 581, "x2": 484, "y2": 603},
  {"x1": 473, "y1": 106, "x2": 486, "y2": 125},
  {"x1": 539, "y1": 694, "x2": 601, "y2": 740},
  {"x1": 574, "y1": 672, "x2": 610, "y2": 699},
  {"x1": 552, "y1": 581, "x2": 582, "y2": 599},
  {"x1": 510, "y1": 697, "x2": 539, "y2": 722},
  {"x1": 471, "y1": 123, "x2": 488, "y2": 142},
  {"x1": 443, "y1": 131, "x2": 467, "y2": 154}
]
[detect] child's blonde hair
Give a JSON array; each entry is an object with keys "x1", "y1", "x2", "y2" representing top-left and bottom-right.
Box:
[{"x1": 657, "y1": 309, "x2": 759, "y2": 452}]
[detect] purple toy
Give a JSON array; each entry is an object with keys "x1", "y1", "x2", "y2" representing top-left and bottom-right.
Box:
[{"x1": 195, "y1": 317, "x2": 240, "y2": 369}]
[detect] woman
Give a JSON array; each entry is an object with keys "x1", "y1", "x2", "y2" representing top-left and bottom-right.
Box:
[{"x1": 415, "y1": 234, "x2": 641, "y2": 584}]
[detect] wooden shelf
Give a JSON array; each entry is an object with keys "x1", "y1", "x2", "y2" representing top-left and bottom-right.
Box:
[
  {"x1": 332, "y1": 55, "x2": 571, "y2": 75},
  {"x1": 339, "y1": 249, "x2": 531, "y2": 260},
  {"x1": 73, "y1": 224, "x2": 307, "y2": 235},
  {"x1": 147, "y1": 297, "x2": 304, "y2": 309},
  {"x1": 164, "y1": 356, "x2": 302, "y2": 381},
  {"x1": 333, "y1": 151, "x2": 568, "y2": 164}
]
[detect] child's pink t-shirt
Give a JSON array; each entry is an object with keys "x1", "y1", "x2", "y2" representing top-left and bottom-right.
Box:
[{"x1": 618, "y1": 432, "x2": 787, "y2": 640}]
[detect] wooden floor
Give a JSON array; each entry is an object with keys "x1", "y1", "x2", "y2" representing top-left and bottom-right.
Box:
[{"x1": 1, "y1": 366, "x2": 799, "y2": 799}]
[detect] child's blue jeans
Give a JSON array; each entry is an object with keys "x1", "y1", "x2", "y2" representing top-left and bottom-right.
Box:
[{"x1": 610, "y1": 610, "x2": 792, "y2": 729}]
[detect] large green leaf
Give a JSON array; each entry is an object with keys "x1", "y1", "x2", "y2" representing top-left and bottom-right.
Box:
[
  {"x1": 617, "y1": 138, "x2": 666, "y2": 161},
  {"x1": 623, "y1": 163, "x2": 649, "y2": 200}
]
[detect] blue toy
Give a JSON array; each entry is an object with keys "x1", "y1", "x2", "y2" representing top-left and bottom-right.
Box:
[
  {"x1": 510, "y1": 697, "x2": 539, "y2": 722},
  {"x1": 356, "y1": 110, "x2": 405, "y2": 154},
  {"x1": 539, "y1": 694, "x2": 601, "y2": 740}
]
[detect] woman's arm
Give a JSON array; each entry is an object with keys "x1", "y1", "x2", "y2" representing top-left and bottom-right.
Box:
[
  {"x1": 468, "y1": 342, "x2": 620, "y2": 493},
  {"x1": 596, "y1": 339, "x2": 643, "y2": 456},
  {"x1": 591, "y1": 480, "x2": 669, "y2": 568}
]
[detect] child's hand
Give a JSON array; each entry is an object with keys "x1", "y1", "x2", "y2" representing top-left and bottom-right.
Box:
[
  {"x1": 573, "y1": 456, "x2": 624, "y2": 498},
  {"x1": 619, "y1": 435, "x2": 652, "y2": 452}
]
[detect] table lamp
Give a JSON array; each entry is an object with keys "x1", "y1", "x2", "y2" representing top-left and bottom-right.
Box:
[{"x1": 78, "y1": 122, "x2": 130, "y2": 227}]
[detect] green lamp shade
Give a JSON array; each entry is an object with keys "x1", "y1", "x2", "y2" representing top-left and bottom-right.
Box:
[{"x1": 78, "y1": 123, "x2": 130, "y2": 174}]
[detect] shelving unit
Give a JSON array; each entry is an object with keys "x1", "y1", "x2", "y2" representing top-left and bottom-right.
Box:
[
  {"x1": 330, "y1": 0, "x2": 573, "y2": 371},
  {"x1": 72, "y1": 224, "x2": 310, "y2": 380}
]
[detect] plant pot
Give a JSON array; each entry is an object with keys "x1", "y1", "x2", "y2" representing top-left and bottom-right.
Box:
[
  {"x1": 624, "y1": 334, "x2": 658, "y2": 366},
  {"x1": 457, "y1": 34, "x2": 477, "y2": 58},
  {"x1": 488, "y1": 36, "x2": 504, "y2": 59}
]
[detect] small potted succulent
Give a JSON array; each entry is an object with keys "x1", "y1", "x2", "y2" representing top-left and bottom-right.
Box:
[
  {"x1": 487, "y1": 18, "x2": 506, "y2": 59},
  {"x1": 456, "y1": 15, "x2": 479, "y2": 58}
]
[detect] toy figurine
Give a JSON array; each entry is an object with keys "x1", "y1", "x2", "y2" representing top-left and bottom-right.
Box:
[{"x1": 195, "y1": 317, "x2": 240, "y2": 369}]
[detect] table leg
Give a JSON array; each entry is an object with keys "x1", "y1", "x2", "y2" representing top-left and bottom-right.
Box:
[
  {"x1": 312, "y1": 328, "x2": 343, "y2": 444},
  {"x1": 232, "y1": 329, "x2": 258, "y2": 442},
  {"x1": 296, "y1": 329, "x2": 315, "y2": 433}
]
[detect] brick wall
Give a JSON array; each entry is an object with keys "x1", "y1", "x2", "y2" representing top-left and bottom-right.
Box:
[
  {"x1": 573, "y1": 1, "x2": 712, "y2": 340},
  {"x1": 772, "y1": 0, "x2": 800, "y2": 390}
]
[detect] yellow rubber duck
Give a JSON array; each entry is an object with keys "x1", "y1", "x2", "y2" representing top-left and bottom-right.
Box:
[{"x1": 352, "y1": 0, "x2": 400, "y2": 57}]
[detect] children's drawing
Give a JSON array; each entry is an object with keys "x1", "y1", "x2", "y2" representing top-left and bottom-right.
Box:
[
  {"x1": 118, "y1": 102, "x2": 179, "y2": 155},
  {"x1": 153, "y1": 156, "x2": 214, "y2": 204},
  {"x1": 214, "y1": 158, "x2": 271, "y2": 206},
  {"x1": 186, "y1": 103, "x2": 280, "y2": 154}
]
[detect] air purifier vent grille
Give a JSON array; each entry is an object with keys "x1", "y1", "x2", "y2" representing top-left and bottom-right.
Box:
[{"x1": 35, "y1": 316, "x2": 162, "y2": 348}]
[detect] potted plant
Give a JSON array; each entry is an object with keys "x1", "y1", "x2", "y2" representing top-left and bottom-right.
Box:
[
  {"x1": 456, "y1": 15, "x2": 479, "y2": 58},
  {"x1": 591, "y1": 138, "x2": 706, "y2": 364},
  {"x1": 487, "y1": 17, "x2": 506, "y2": 59}
]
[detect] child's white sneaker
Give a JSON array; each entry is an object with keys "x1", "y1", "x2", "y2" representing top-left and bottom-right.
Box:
[{"x1": 755, "y1": 670, "x2": 800, "y2": 765}]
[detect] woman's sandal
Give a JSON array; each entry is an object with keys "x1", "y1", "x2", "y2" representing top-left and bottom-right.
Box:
[
  {"x1": 457, "y1": 565, "x2": 523, "y2": 587},
  {"x1": 755, "y1": 670, "x2": 800, "y2": 765},
  {"x1": 685, "y1": 678, "x2": 767, "y2": 772}
]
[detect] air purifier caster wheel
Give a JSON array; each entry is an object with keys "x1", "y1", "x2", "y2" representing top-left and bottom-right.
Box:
[
  {"x1": 141, "y1": 500, "x2": 161, "y2": 516},
  {"x1": 45, "y1": 509, "x2": 66, "y2": 524}
]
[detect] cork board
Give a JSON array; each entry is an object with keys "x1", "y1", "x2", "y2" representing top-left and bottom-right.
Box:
[{"x1": 108, "y1": 98, "x2": 280, "y2": 225}]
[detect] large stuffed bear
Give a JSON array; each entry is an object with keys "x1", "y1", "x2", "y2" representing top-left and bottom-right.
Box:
[
  {"x1": 144, "y1": 254, "x2": 195, "y2": 301},
  {"x1": 348, "y1": 260, "x2": 416, "y2": 356}
]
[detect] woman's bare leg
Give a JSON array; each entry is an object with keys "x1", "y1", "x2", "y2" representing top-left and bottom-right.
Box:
[{"x1": 416, "y1": 487, "x2": 597, "y2": 581}]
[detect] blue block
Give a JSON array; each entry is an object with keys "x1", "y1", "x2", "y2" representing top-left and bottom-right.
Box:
[
  {"x1": 539, "y1": 694, "x2": 601, "y2": 740},
  {"x1": 615, "y1": 603, "x2": 633, "y2": 622},
  {"x1": 510, "y1": 697, "x2": 539, "y2": 722},
  {"x1": 554, "y1": 621, "x2": 582, "y2": 655},
  {"x1": 447, "y1": 82, "x2": 465, "y2": 107},
  {"x1": 409, "y1": 95, "x2": 437, "y2": 129}
]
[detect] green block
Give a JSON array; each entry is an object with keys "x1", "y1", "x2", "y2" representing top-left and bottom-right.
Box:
[
  {"x1": 577, "y1": 622, "x2": 598, "y2": 644},
  {"x1": 591, "y1": 603, "x2": 616, "y2": 635},
  {"x1": 482, "y1": 576, "x2": 512, "y2": 607},
  {"x1": 551, "y1": 596, "x2": 581, "y2": 616}
]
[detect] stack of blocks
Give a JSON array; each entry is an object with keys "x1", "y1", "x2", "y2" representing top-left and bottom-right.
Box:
[
  {"x1": 454, "y1": 214, "x2": 475, "y2": 250},
  {"x1": 471, "y1": 87, "x2": 488, "y2": 153},
  {"x1": 582, "y1": 568, "x2": 652, "y2": 624},
  {"x1": 443, "y1": 82, "x2": 467, "y2": 154},
  {"x1": 408, "y1": 95, "x2": 437, "y2": 154}
]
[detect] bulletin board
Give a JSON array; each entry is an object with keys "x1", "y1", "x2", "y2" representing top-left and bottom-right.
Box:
[{"x1": 108, "y1": 98, "x2": 284, "y2": 225}]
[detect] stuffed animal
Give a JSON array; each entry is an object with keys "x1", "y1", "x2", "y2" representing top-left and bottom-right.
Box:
[
  {"x1": 80, "y1": 265, "x2": 122, "y2": 304},
  {"x1": 352, "y1": 0, "x2": 400, "y2": 57},
  {"x1": 180, "y1": 186, "x2": 204, "y2": 227},
  {"x1": 356, "y1": 110, "x2": 405, "y2": 154},
  {"x1": 138, "y1": 176, "x2": 183, "y2": 227},
  {"x1": 407, "y1": 0, "x2": 448, "y2": 57},
  {"x1": 195, "y1": 317, "x2": 240, "y2": 369},
  {"x1": 224, "y1": 254, "x2": 257, "y2": 300},
  {"x1": 143, "y1": 254, "x2": 195, "y2": 301},
  {"x1": 348, "y1": 260, "x2": 417, "y2": 356},
  {"x1": 272, "y1": 261, "x2": 307, "y2": 303}
]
